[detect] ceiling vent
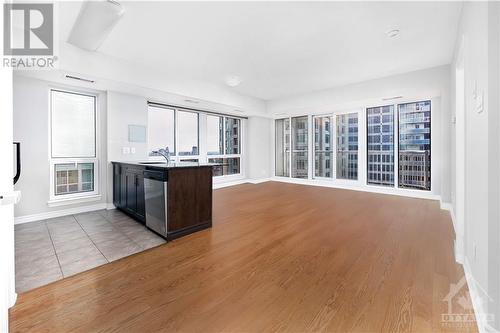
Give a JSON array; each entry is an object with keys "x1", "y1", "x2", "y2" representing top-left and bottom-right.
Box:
[
  {"x1": 184, "y1": 99, "x2": 199, "y2": 104},
  {"x1": 65, "y1": 74, "x2": 95, "y2": 83},
  {"x1": 382, "y1": 95, "x2": 403, "y2": 101},
  {"x1": 67, "y1": 1, "x2": 125, "y2": 51}
]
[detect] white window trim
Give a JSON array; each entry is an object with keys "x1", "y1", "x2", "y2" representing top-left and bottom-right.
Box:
[{"x1": 48, "y1": 88, "x2": 100, "y2": 205}]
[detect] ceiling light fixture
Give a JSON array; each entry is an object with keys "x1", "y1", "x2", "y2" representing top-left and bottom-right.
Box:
[
  {"x1": 386, "y1": 29, "x2": 400, "y2": 38},
  {"x1": 225, "y1": 76, "x2": 242, "y2": 87}
]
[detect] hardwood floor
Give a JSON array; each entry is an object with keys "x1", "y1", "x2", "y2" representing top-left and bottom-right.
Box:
[{"x1": 9, "y1": 182, "x2": 476, "y2": 332}]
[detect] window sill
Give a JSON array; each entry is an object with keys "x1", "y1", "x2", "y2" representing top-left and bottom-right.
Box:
[{"x1": 47, "y1": 194, "x2": 102, "y2": 207}]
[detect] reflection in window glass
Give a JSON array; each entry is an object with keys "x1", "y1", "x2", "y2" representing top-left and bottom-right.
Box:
[
  {"x1": 313, "y1": 116, "x2": 333, "y2": 178},
  {"x1": 367, "y1": 105, "x2": 394, "y2": 186},
  {"x1": 207, "y1": 115, "x2": 223, "y2": 155},
  {"x1": 208, "y1": 157, "x2": 240, "y2": 176},
  {"x1": 148, "y1": 106, "x2": 175, "y2": 155},
  {"x1": 336, "y1": 113, "x2": 358, "y2": 180},
  {"x1": 177, "y1": 111, "x2": 199, "y2": 156},
  {"x1": 275, "y1": 118, "x2": 290, "y2": 177},
  {"x1": 292, "y1": 116, "x2": 308, "y2": 179},
  {"x1": 225, "y1": 118, "x2": 240, "y2": 154},
  {"x1": 398, "y1": 101, "x2": 431, "y2": 190}
]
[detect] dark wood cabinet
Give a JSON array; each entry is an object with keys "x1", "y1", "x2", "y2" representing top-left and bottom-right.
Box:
[
  {"x1": 112, "y1": 162, "x2": 213, "y2": 239},
  {"x1": 113, "y1": 163, "x2": 145, "y2": 223}
]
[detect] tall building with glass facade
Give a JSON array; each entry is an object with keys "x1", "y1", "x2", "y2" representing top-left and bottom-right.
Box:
[
  {"x1": 314, "y1": 116, "x2": 332, "y2": 178},
  {"x1": 291, "y1": 116, "x2": 308, "y2": 178},
  {"x1": 336, "y1": 113, "x2": 358, "y2": 179},
  {"x1": 398, "y1": 101, "x2": 431, "y2": 190},
  {"x1": 367, "y1": 105, "x2": 394, "y2": 186}
]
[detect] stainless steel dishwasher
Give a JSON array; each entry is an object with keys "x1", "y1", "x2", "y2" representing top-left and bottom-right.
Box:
[{"x1": 143, "y1": 170, "x2": 168, "y2": 238}]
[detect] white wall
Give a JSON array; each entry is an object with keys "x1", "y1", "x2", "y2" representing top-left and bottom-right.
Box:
[
  {"x1": 450, "y1": 2, "x2": 500, "y2": 331},
  {"x1": 13, "y1": 75, "x2": 108, "y2": 219},
  {"x1": 267, "y1": 65, "x2": 451, "y2": 200},
  {"x1": 246, "y1": 116, "x2": 273, "y2": 181}
]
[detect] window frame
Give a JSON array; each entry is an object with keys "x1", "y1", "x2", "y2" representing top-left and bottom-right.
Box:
[
  {"x1": 176, "y1": 109, "x2": 200, "y2": 157},
  {"x1": 312, "y1": 114, "x2": 334, "y2": 179},
  {"x1": 48, "y1": 88, "x2": 100, "y2": 203},
  {"x1": 366, "y1": 104, "x2": 395, "y2": 188},
  {"x1": 208, "y1": 116, "x2": 243, "y2": 177},
  {"x1": 397, "y1": 100, "x2": 431, "y2": 191},
  {"x1": 335, "y1": 111, "x2": 359, "y2": 181},
  {"x1": 148, "y1": 105, "x2": 177, "y2": 156}
]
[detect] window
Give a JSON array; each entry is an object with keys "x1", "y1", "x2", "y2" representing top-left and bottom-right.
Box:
[
  {"x1": 148, "y1": 106, "x2": 175, "y2": 155},
  {"x1": 50, "y1": 90, "x2": 98, "y2": 201},
  {"x1": 207, "y1": 115, "x2": 223, "y2": 155},
  {"x1": 367, "y1": 105, "x2": 394, "y2": 186},
  {"x1": 148, "y1": 104, "x2": 243, "y2": 178},
  {"x1": 398, "y1": 101, "x2": 431, "y2": 190},
  {"x1": 291, "y1": 116, "x2": 308, "y2": 179},
  {"x1": 177, "y1": 110, "x2": 199, "y2": 156},
  {"x1": 275, "y1": 118, "x2": 290, "y2": 177},
  {"x1": 336, "y1": 113, "x2": 358, "y2": 180},
  {"x1": 313, "y1": 116, "x2": 333, "y2": 178}
]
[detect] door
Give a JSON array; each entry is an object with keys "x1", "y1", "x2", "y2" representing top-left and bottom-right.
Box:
[{"x1": 0, "y1": 66, "x2": 17, "y2": 330}]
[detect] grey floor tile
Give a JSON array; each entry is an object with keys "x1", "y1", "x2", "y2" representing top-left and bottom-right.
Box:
[
  {"x1": 74, "y1": 212, "x2": 107, "y2": 224},
  {"x1": 56, "y1": 244, "x2": 103, "y2": 267},
  {"x1": 80, "y1": 222, "x2": 116, "y2": 235},
  {"x1": 60, "y1": 255, "x2": 108, "y2": 278},
  {"x1": 136, "y1": 236, "x2": 166, "y2": 250},
  {"x1": 88, "y1": 230, "x2": 131, "y2": 244},
  {"x1": 47, "y1": 220, "x2": 82, "y2": 232},
  {"x1": 50, "y1": 228, "x2": 88, "y2": 244},
  {"x1": 16, "y1": 267, "x2": 62, "y2": 293},
  {"x1": 53, "y1": 235, "x2": 94, "y2": 254},
  {"x1": 97, "y1": 239, "x2": 143, "y2": 262},
  {"x1": 15, "y1": 228, "x2": 50, "y2": 243},
  {"x1": 46, "y1": 215, "x2": 77, "y2": 225},
  {"x1": 15, "y1": 254, "x2": 62, "y2": 292},
  {"x1": 14, "y1": 221, "x2": 46, "y2": 231},
  {"x1": 15, "y1": 242, "x2": 56, "y2": 266}
]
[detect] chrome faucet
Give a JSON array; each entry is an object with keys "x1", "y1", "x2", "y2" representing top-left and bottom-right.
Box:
[{"x1": 150, "y1": 147, "x2": 171, "y2": 163}]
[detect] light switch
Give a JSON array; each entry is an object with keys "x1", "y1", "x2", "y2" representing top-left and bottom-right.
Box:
[
  {"x1": 122, "y1": 147, "x2": 130, "y2": 155},
  {"x1": 131, "y1": 147, "x2": 136, "y2": 154}
]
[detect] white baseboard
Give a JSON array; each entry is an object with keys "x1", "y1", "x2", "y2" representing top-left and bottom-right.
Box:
[
  {"x1": 247, "y1": 178, "x2": 272, "y2": 184},
  {"x1": 463, "y1": 258, "x2": 495, "y2": 333},
  {"x1": 270, "y1": 176, "x2": 441, "y2": 200},
  {"x1": 14, "y1": 203, "x2": 107, "y2": 224},
  {"x1": 213, "y1": 179, "x2": 251, "y2": 189},
  {"x1": 106, "y1": 203, "x2": 116, "y2": 210}
]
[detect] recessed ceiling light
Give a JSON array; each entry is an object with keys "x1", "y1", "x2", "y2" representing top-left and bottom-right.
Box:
[
  {"x1": 386, "y1": 29, "x2": 400, "y2": 38},
  {"x1": 225, "y1": 76, "x2": 242, "y2": 87}
]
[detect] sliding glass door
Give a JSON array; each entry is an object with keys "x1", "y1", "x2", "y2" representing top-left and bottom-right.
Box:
[
  {"x1": 313, "y1": 116, "x2": 333, "y2": 178},
  {"x1": 291, "y1": 116, "x2": 308, "y2": 179}
]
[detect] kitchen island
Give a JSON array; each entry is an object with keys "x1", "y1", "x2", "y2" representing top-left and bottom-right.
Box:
[{"x1": 112, "y1": 161, "x2": 216, "y2": 241}]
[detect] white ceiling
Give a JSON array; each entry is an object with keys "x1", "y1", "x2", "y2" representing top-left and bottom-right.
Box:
[{"x1": 59, "y1": 1, "x2": 462, "y2": 101}]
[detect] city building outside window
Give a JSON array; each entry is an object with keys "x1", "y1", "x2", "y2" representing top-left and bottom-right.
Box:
[
  {"x1": 367, "y1": 105, "x2": 394, "y2": 186},
  {"x1": 336, "y1": 113, "x2": 358, "y2": 180},
  {"x1": 313, "y1": 115, "x2": 333, "y2": 178},
  {"x1": 398, "y1": 101, "x2": 431, "y2": 190},
  {"x1": 291, "y1": 116, "x2": 308, "y2": 179},
  {"x1": 275, "y1": 118, "x2": 290, "y2": 177}
]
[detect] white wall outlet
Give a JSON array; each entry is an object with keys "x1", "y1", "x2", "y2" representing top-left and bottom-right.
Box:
[
  {"x1": 122, "y1": 147, "x2": 130, "y2": 155},
  {"x1": 131, "y1": 147, "x2": 136, "y2": 154}
]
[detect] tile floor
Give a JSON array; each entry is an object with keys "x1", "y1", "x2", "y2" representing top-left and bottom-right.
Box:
[{"x1": 15, "y1": 209, "x2": 166, "y2": 293}]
